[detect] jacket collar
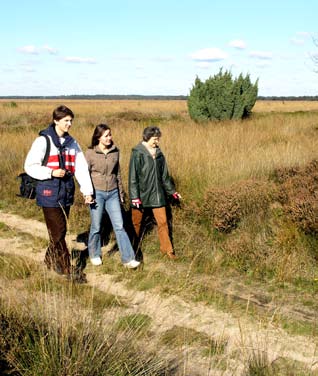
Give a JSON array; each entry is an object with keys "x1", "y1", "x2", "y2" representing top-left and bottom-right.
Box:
[
  {"x1": 40, "y1": 124, "x2": 74, "y2": 149},
  {"x1": 135, "y1": 142, "x2": 162, "y2": 157},
  {"x1": 94, "y1": 143, "x2": 117, "y2": 154}
]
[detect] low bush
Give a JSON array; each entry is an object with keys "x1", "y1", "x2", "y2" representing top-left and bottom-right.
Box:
[
  {"x1": 274, "y1": 160, "x2": 318, "y2": 235},
  {"x1": 201, "y1": 160, "x2": 318, "y2": 280},
  {"x1": 203, "y1": 180, "x2": 278, "y2": 233}
]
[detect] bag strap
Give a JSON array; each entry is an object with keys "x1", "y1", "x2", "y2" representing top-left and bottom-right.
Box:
[
  {"x1": 58, "y1": 146, "x2": 65, "y2": 169},
  {"x1": 41, "y1": 135, "x2": 50, "y2": 166}
]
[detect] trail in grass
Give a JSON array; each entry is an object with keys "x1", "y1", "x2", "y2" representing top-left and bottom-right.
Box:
[{"x1": 1, "y1": 210, "x2": 318, "y2": 374}]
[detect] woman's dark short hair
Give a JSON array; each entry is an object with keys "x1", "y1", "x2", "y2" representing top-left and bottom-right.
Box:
[
  {"x1": 52, "y1": 105, "x2": 74, "y2": 121},
  {"x1": 142, "y1": 126, "x2": 162, "y2": 141},
  {"x1": 90, "y1": 123, "x2": 111, "y2": 148}
]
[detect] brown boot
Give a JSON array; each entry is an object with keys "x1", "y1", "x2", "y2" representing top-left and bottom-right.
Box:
[
  {"x1": 167, "y1": 251, "x2": 177, "y2": 260},
  {"x1": 161, "y1": 249, "x2": 177, "y2": 260}
]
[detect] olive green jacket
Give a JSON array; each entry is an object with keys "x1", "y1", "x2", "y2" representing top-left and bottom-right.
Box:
[{"x1": 128, "y1": 142, "x2": 175, "y2": 208}]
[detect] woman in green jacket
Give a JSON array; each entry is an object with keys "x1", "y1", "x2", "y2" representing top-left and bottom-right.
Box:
[{"x1": 129, "y1": 126, "x2": 181, "y2": 259}]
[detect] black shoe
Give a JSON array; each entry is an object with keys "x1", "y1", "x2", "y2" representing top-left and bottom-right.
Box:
[
  {"x1": 54, "y1": 265, "x2": 70, "y2": 275},
  {"x1": 65, "y1": 269, "x2": 87, "y2": 284},
  {"x1": 135, "y1": 250, "x2": 144, "y2": 262}
]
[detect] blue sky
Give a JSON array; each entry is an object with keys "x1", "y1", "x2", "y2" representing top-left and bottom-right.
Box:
[{"x1": 1, "y1": 0, "x2": 317, "y2": 96}]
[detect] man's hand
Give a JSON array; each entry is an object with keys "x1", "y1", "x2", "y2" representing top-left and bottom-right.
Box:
[
  {"x1": 131, "y1": 198, "x2": 142, "y2": 208},
  {"x1": 51, "y1": 168, "x2": 66, "y2": 178}
]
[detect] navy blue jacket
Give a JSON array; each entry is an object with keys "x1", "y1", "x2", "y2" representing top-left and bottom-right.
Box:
[{"x1": 36, "y1": 125, "x2": 75, "y2": 208}]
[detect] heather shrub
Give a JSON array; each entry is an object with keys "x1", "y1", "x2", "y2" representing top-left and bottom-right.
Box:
[
  {"x1": 207, "y1": 161, "x2": 318, "y2": 278},
  {"x1": 108, "y1": 110, "x2": 174, "y2": 124},
  {"x1": 274, "y1": 160, "x2": 318, "y2": 235},
  {"x1": 203, "y1": 180, "x2": 278, "y2": 233},
  {"x1": 220, "y1": 231, "x2": 260, "y2": 272}
]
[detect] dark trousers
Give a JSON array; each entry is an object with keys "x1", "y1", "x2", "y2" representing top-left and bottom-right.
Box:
[{"x1": 42, "y1": 206, "x2": 71, "y2": 274}]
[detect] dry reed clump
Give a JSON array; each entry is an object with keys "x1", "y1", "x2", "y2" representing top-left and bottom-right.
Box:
[
  {"x1": 0, "y1": 292, "x2": 177, "y2": 376},
  {"x1": 106, "y1": 110, "x2": 183, "y2": 125},
  {"x1": 273, "y1": 160, "x2": 318, "y2": 235},
  {"x1": 202, "y1": 180, "x2": 278, "y2": 233}
]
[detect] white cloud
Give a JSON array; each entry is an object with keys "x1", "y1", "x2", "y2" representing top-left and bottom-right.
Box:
[
  {"x1": 289, "y1": 32, "x2": 313, "y2": 46},
  {"x1": 63, "y1": 56, "x2": 97, "y2": 64},
  {"x1": 290, "y1": 38, "x2": 305, "y2": 46},
  {"x1": 18, "y1": 45, "x2": 39, "y2": 55},
  {"x1": 190, "y1": 48, "x2": 228, "y2": 62},
  {"x1": 19, "y1": 62, "x2": 36, "y2": 72},
  {"x1": 228, "y1": 39, "x2": 246, "y2": 49},
  {"x1": 42, "y1": 45, "x2": 58, "y2": 54},
  {"x1": 249, "y1": 50, "x2": 273, "y2": 60},
  {"x1": 24, "y1": 66, "x2": 36, "y2": 72},
  {"x1": 296, "y1": 31, "x2": 312, "y2": 38}
]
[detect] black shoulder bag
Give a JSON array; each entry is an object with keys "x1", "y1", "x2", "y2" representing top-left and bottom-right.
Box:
[{"x1": 17, "y1": 135, "x2": 50, "y2": 199}]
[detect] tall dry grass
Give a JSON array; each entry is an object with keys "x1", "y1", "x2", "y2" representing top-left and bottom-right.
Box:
[
  {"x1": 2, "y1": 100, "x2": 318, "y2": 197},
  {"x1": 1, "y1": 99, "x2": 318, "y2": 280},
  {"x1": 1, "y1": 100, "x2": 318, "y2": 374},
  {"x1": 0, "y1": 253, "x2": 177, "y2": 375}
]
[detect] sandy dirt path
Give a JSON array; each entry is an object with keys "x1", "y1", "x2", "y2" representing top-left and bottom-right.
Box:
[{"x1": 1, "y1": 210, "x2": 317, "y2": 375}]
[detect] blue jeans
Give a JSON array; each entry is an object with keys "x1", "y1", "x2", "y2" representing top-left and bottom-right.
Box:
[{"x1": 88, "y1": 189, "x2": 135, "y2": 263}]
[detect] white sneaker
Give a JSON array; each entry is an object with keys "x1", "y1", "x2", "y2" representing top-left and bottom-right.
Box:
[
  {"x1": 123, "y1": 260, "x2": 140, "y2": 269},
  {"x1": 90, "y1": 257, "x2": 102, "y2": 266}
]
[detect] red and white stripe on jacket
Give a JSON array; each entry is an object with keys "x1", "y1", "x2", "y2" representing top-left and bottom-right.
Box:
[{"x1": 46, "y1": 151, "x2": 76, "y2": 173}]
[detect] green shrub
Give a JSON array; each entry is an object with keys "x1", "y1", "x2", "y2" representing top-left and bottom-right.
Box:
[{"x1": 187, "y1": 69, "x2": 258, "y2": 121}]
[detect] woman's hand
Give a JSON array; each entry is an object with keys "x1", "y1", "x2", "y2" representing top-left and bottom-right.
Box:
[
  {"x1": 131, "y1": 198, "x2": 142, "y2": 208},
  {"x1": 84, "y1": 195, "x2": 95, "y2": 204},
  {"x1": 172, "y1": 192, "x2": 181, "y2": 200}
]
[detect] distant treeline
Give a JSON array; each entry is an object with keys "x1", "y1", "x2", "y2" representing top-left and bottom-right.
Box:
[
  {"x1": 0, "y1": 94, "x2": 318, "y2": 101},
  {"x1": 258, "y1": 96, "x2": 318, "y2": 101},
  {"x1": 0, "y1": 95, "x2": 188, "y2": 100}
]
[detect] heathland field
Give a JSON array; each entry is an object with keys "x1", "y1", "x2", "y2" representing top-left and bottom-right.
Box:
[{"x1": 1, "y1": 99, "x2": 318, "y2": 375}]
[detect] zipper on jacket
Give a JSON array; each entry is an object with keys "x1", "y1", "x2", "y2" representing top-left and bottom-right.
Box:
[
  {"x1": 154, "y1": 158, "x2": 160, "y2": 204},
  {"x1": 105, "y1": 153, "x2": 109, "y2": 191}
]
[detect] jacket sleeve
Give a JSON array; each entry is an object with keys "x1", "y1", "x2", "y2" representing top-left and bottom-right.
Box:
[
  {"x1": 128, "y1": 150, "x2": 140, "y2": 200},
  {"x1": 24, "y1": 136, "x2": 53, "y2": 180},
  {"x1": 116, "y1": 157, "x2": 125, "y2": 200},
  {"x1": 161, "y1": 155, "x2": 176, "y2": 195},
  {"x1": 85, "y1": 149, "x2": 92, "y2": 172},
  {"x1": 74, "y1": 143, "x2": 94, "y2": 196}
]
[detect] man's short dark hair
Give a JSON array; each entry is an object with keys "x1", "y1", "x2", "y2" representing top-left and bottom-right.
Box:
[
  {"x1": 52, "y1": 105, "x2": 74, "y2": 121},
  {"x1": 142, "y1": 126, "x2": 162, "y2": 141}
]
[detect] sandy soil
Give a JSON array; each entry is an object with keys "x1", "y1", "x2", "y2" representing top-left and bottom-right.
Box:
[{"x1": 1, "y1": 210, "x2": 318, "y2": 375}]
